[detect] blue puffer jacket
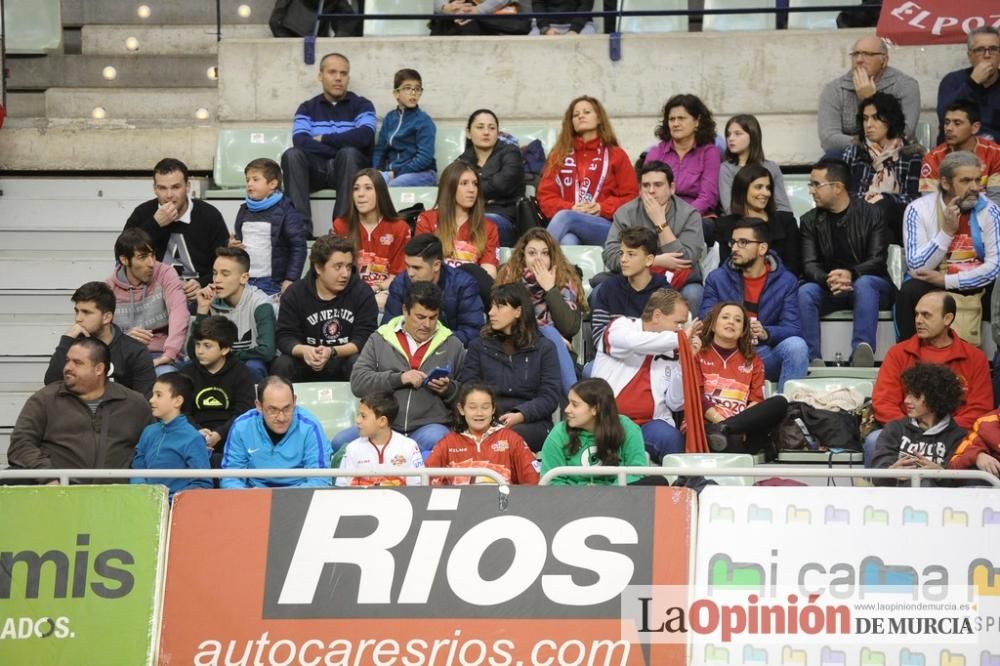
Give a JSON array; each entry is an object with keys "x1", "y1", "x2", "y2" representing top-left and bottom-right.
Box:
[
  {"x1": 699, "y1": 252, "x2": 802, "y2": 346},
  {"x1": 457, "y1": 334, "x2": 561, "y2": 424},
  {"x1": 235, "y1": 196, "x2": 308, "y2": 283},
  {"x1": 372, "y1": 106, "x2": 437, "y2": 176},
  {"x1": 383, "y1": 264, "x2": 484, "y2": 345}
]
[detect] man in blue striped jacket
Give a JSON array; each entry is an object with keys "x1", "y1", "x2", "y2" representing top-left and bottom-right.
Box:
[{"x1": 281, "y1": 52, "x2": 376, "y2": 237}]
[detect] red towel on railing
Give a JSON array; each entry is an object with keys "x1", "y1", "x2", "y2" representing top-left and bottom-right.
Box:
[{"x1": 678, "y1": 332, "x2": 709, "y2": 453}]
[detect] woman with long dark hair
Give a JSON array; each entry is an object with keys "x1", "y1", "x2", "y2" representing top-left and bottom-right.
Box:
[
  {"x1": 331, "y1": 168, "x2": 410, "y2": 309},
  {"x1": 645, "y1": 94, "x2": 721, "y2": 216},
  {"x1": 695, "y1": 302, "x2": 788, "y2": 457},
  {"x1": 539, "y1": 377, "x2": 647, "y2": 485},
  {"x1": 457, "y1": 283, "x2": 562, "y2": 452},
  {"x1": 537, "y1": 96, "x2": 638, "y2": 245},
  {"x1": 459, "y1": 108, "x2": 526, "y2": 246},
  {"x1": 719, "y1": 113, "x2": 792, "y2": 215},
  {"x1": 714, "y1": 163, "x2": 801, "y2": 276},
  {"x1": 842, "y1": 91, "x2": 924, "y2": 244}
]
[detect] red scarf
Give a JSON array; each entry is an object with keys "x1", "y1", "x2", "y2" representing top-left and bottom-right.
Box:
[
  {"x1": 555, "y1": 138, "x2": 610, "y2": 204},
  {"x1": 678, "y1": 333, "x2": 709, "y2": 453}
]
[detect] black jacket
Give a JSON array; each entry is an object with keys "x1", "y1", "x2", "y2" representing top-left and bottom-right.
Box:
[
  {"x1": 459, "y1": 141, "x2": 525, "y2": 223},
  {"x1": 44, "y1": 325, "x2": 156, "y2": 398},
  {"x1": 715, "y1": 211, "x2": 802, "y2": 277},
  {"x1": 124, "y1": 198, "x2": 230, "y2": 287},
  {"x1": 180, "y1": 355, "x2": 256, "y2": 442},
  {"x1": 276, "y1": 269, "x2": 378, "y2": 355},
  {"x1": 800, "y1": 198, "x2": 892, "y2": 286}
]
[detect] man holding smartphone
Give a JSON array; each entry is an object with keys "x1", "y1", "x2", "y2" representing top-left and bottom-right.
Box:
[{"x1": 333, "y1": 282, "x2": 466, "y2": 455}]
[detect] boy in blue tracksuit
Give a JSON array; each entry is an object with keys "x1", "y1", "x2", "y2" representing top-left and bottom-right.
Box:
[
  {"x1": 220, "y1": 376, "x2": 333, "y2": 489},
  {"x1": 131, "y1": 373, "x2": 212, "y2": 499},
  {"x1": 372, "y1": 68, "x2": 437, "y2": 187},
  {"x1": 231, "y1": 158, "x2": 308, "y2": 296}
]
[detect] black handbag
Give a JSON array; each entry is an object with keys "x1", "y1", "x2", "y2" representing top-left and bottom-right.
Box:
[{"x1": 515, "y1": 196, "x2": 546, "y2": 236}]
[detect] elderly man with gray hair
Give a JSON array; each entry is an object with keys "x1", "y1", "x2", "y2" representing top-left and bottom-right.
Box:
[
  {"x1": 897, "y1": 151, "x2": 1000, "y2": 341},
  {"x1": 936, "y1": 26, "x2": 1000, "y2": 144}
]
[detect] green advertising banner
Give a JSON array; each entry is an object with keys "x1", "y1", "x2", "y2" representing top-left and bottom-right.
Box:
[{"x1": 0, "y1": 484, "x2": 168, "y2": 665}]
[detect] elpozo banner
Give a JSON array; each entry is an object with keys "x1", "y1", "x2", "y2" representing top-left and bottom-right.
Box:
[
  {"x1": 878, "y1": 1, "x2": 1000, "y2": 46},
  {"x1": 159, "y1": 486, "x2": 694, "y2": 665},
  {"x1": 0, "y1": 485, "x2": 168, "y2": 665},
  {"x1": 658, "y1": 486, "x2": 1000, "y2": 663}
]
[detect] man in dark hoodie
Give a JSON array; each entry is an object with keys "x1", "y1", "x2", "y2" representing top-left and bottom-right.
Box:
[
  {"x1": 44, "y1": 281, "x2": 156, "y2": 398},
  {"x1": 180, "y1": 316, "x2": 256, "y2": 466},
  {"x1": 273, "y1": 234, "x2": 378, "y2": 382}
]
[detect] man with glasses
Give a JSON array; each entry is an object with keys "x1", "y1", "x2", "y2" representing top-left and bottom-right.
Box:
[
  {"x1": 798, "y1": 158, "x2": 893, "y2": 368},
  {"x1": 818, "y1": 34, "x2": 920, "y2": 154},
  {"x1": 936, "y1": 26, "x2": 1000, "y2": 144},
  {"x1": 220, "y1": 376, "x2": 333, "y2": 489},
  {"x1": 373, "y1": 68, "x2": 438, "y2": 188},
  {"x1": 281, "y1": 52, "x2": 376, "y2": 236},
  {"x1": 701, "y1": 219, "x2": 808, "y2": 391}
]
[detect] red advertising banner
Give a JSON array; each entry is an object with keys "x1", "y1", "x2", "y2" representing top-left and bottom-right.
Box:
[
  {"x1": 159, "y1": 487, "x2": 694, "y2": 665},
  {"x1": 877, "y1": 1, "x2": 1000, "y2": 46}
]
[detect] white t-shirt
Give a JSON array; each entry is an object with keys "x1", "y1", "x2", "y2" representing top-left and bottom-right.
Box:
[{"x1": 336, "y1": 431, "x2": 424, "y2": 487}]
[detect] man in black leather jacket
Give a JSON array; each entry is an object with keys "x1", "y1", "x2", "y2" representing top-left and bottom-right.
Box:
[{"x1": 797, "y1": 158, "x2": 894, "y2": 367}]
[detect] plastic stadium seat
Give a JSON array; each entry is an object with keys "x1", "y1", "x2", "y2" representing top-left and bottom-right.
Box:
[
  {"x1": 887, "y1": 244, "x2": 902, "y2": 289},
  {"x1": 702, "y1": 0, "x2": 776, "y2": 31},
  {"x1": 915, "y1": 119, "x2": 933, "y2": 152},
  {"x1": 783, "y1": 174, "x2": 814, "y2": 221},
  {"x1": 619, "y1": 0, "x2": 689, "y2": 34},
  {"x1": 366, "y1": 0, "x2": 431, "y2": 36},
  {"x1": 561, "y1": 246, "x2": 604, "y2": 286},
  {"x1": 389, "y1": 187, "x2": 438, "y2": 212},
  {"x1": 787, "y1": 0, "x2": 846, "y2": 30},
  {"x1": 498, "y1": 247, "x2": 513, "y2": 264},
  {"x1": 435, "y1": 128, "x2": 468, "y2": 168},
  {"x1": 294, "y1": 382, "x2": 358, "y2": 442},
  {"x1": 3, "y1": 0, "x2": 62, "y2": 53},
  {"x1": 782, "y1": 377, "x2": 873, "y2": 400},
  {"x1": 661, "y1": 453, "x2": 755, "y2": 486},
  {"x1": 806, "y1": 366, "x2": 877, "y2": 381},
  {"x1": 212, "y1": 128, "x2": 292, "y2": 192}
]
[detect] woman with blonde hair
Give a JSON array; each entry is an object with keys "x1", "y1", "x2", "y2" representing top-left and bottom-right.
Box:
[{"x1": 537, "y1": 96, "x2": 637, "y2": 245}]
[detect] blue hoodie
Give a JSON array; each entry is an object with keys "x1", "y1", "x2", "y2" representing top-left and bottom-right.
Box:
[
  {"x1": 131, "y1": 415, "x2": 212, "y2": 499},
  {"x1": 383, "y1": 263, "x2": 484, "y2": 345},
  {"x1": 372, "y1": 105, "x2": 437, "y2": 176},
  {"x1": 220, "y1": 406, "x2": 333, "y2": 489},
  {"x1": 700, "y1": 252, "x2": 802, "y2": 346}
]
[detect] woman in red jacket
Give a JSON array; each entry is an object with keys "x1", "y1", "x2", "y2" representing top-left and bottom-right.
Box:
[
  {"x1": 537, "y1": 96, "x2": 638, "y2": 246},
  {"x1": 696, "y1": 301, "x2": 787, "y2": 456}
]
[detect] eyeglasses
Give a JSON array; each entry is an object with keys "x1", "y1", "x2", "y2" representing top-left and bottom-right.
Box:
[
  {"x1": 396, "y1": 86, "x2": 423, "y2": 94},
  {"x1": 263, "y1": 406, "x2": 294, "y2": 418},
  {"x1": 849, "y1": 50, "x2": 885, "y2": 59},
  {"x1": 728, "y1": 238, "x2": 762, "y2": 249},
  {"x1": 970, "y1": 46, "x2": 1000, "y2": 56},
  {"x1": 808, "y1": 181, "x2": 835, "y2": 190}
]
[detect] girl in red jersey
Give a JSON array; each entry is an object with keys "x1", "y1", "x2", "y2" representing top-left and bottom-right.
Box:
[
  {"x1": 696, "y1": 301, "x2": 788, "y2": 456},
  {"x1": 426, "y1": 382, "x2": 540, "y2": 485},
  {"x1": 332, "y1": 169, "x2": 411, "y2": 309}
]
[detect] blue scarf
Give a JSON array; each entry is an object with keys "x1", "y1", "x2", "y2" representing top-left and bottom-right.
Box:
[
  {"x1": 245, "y1": 191, "x2": 283, "y2": 212},
  {"x1": 969, "y1": 194, "x2": 989, "y2": 260}
]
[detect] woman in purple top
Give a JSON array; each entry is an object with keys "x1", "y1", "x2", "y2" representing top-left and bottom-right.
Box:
[{"x1": 645, "y1": 94, "x2": 721, "y2": 217}]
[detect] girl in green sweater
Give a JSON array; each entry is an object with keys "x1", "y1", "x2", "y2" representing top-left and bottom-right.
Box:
[{"x1": 540, "y1": 378, "x2": 647, "y2": 485}]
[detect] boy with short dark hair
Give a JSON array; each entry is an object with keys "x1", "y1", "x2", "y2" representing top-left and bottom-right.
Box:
[
  {"x1": 231, "y1": 157, "x2": 308, "y2": 296},
  {"x1": 180, "y1": 315, "x2": 256, "y2": 466},
  {"x1": 131, "y1": 372, "x2": 212, "y2": 499},
  {"x1": 590, "y1": 226, "x2": 670, "y2": 348},
  {"x1": 193, "y1": 247, "x2": 276, "y2": 381},
  {"x1": 336, "y1": 390, "x2": 424, "y2": 486},
  {"x1": 372, "y1": 68, "x2": 437, "y2": 187}
]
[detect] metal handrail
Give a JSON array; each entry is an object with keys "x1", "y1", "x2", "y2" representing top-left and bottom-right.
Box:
[{"x1": 539, "y1": 465, "x2": 1000, "y2": 488}]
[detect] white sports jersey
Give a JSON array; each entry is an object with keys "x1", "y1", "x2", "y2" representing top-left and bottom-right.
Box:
[{"x1": 336, "y1": 431, "x2": 424, "y2": 487}]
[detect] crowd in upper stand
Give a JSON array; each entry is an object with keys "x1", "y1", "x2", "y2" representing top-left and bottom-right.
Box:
[{"x1": 7, "y1": 28, "x2": 1000, "y2": 490}]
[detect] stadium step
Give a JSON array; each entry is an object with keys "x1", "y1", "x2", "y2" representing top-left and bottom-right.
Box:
[
  {"x1": 8, "y1": 54, "x2": 219, "y2": 89},
  {"x1": 0, "y1": 383, "x2": 43, "y2": 427},
  {"x1": 0, "y1": 252, "x2": 114, "y2": 290},
  {"x1": 61, "y1": 0, "x2": 275, "y2": 27},
  {"x1": 0, "y1": 290, "x2": 75, "y2": 315},
  {"x1": 4, "y1": 92, "x2": 47, "y2": 118},
  {"x1": 0, "y1": 318, "x2": 68, "y2": 357},
  {"x1": 81, "y1": 24, "x2": 272, "y2": 56},
  {"x1": 46, "y1": 87, "x2": 219, "y2": 121},
  {"x1": 0, "y1": 357, "x2": 52, "y2": 384}
]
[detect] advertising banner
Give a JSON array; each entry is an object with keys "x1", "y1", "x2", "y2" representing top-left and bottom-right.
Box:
[
  {"x1": 878, "y1": 1, "x2": 1000, "y2": 46},
  {"x1": 159, "y1": 486, "x2": 695, "y2": 665},
  {"x1": 639, "y1": 487, "x2": 1000, "y2": 663},
  {"x1": 0, "y1": 484, "x2": 168, "y2": 665}
]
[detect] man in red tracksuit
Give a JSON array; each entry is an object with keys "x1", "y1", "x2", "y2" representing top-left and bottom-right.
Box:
[
  {"x1": 865, "y1": 291, "x2": 992, "y2": 466},
  {"x1": 949, "y1": 410, "x2": 1000, "y2": 477}
]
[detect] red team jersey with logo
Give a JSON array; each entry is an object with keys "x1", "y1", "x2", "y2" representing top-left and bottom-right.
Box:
[
  {"x1": 332, "y1": 217, "x2": 410, "y2": 286},
  {"x1": 944, "y1": 215, "x2": 981, "y2": 274},
  {"x1": 920, "y1": 138, "x2": 1000, "y2": 194},
  {"x1": 426, "y1": 427, "x2": 540, "y2": 485},
  {"x1": 415, "y1": 210, "x2": 500, "y2": 268},
  {"x1": 695, "y1": 345, "x2": 765, "y2": 420}
]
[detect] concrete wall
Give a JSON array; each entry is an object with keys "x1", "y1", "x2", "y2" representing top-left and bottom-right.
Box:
[{"x1": 218, "y1": 28, "x2": 966, "y2": 164}]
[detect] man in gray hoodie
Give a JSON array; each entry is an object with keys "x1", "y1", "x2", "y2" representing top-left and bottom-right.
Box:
[{"x1": 818, "y1": 34, "x2": 921, "y2": 154}]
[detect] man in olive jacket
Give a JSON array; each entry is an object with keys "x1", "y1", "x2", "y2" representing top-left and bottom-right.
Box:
[{"x1": 9, "y1": 337, "x2": 151, "y2": 482}]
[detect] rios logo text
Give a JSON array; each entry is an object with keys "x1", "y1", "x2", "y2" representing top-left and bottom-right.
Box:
[{"x1": 262, "y1": 487, "x2": 656, "y2": 619}]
